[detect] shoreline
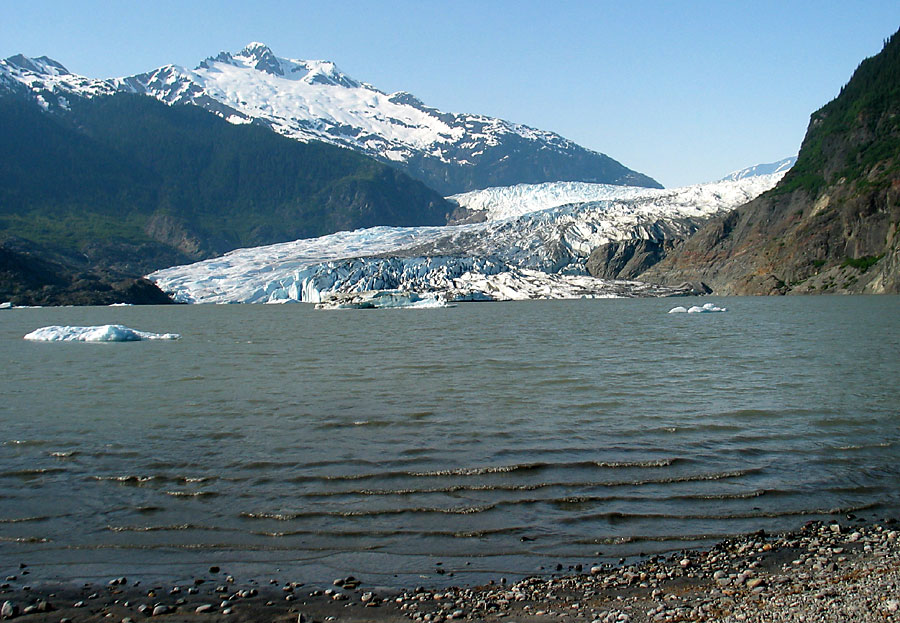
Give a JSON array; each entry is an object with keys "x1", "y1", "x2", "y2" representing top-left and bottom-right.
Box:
[{"x1": 2, "y1": 519, "x2": 897, "y2": 622}]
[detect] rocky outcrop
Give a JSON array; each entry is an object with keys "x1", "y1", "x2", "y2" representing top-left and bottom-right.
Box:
[
  {"x1": 586, "y1": 239, "x2": 677, "y2": 280},
  {"x1": 639, "y1": 29, "x2": 900, "y2": 295},
  {"x1": 0, "y1": 240, "x2": 174, "y2": 306}
]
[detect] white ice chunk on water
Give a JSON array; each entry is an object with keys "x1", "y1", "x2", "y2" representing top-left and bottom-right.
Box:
[
  {"x1": 692, "y1": 303, "x2": 727, "y2": 313},
  {"x1": 314, "y1": 290, "x2": 450, "y2": 310},
  {"x1": 23, "y1": 325, "x2": 181, "y2": 342},
  {"x1": 669, "y1": 303, "x2": 727, "y2": 313}
]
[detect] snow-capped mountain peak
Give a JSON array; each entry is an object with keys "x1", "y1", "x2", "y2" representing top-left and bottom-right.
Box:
[
  {"x1": 1, "y1": 43, "x2": 662, "y2": 194},
  {"x1": 4, "y1": 54, "x2": 70, "y2": 76},
  {"x1": 0, "y1": 53, "x2": 116, "y2": 106},
  {"x1": 233, "y1": 42, "x2": 289, "y2": 78},
  {"x1": 720, "y1": 156, "x2": 797, "y2": 182}
]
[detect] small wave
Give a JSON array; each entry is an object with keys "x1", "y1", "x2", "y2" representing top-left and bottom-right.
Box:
[
  {"x1": 0, "y1": 536, "x2": 50, "y2": 543},
  {"x1": 251, "y1": 526, "x2": 530, "y2": 539},
  {"x1": 163, "y1": 490, "x2": 218, "y2": 498},
  {"x1": 240, "y1": 504, "x2": 496, "y2": 521},
  {"x1": 91, "y1": 475, "x2": 156, "y2": 484},
  {"x1": 106, "y1": 523, "x2": 223, "y2": 532},
  {"x1": 135, "y1": 506, "x2": 164, "y2": 513},
  {"x1": 558, "y1": 503, "x2": 879, "y2": 525},
  {"x1": 3, "y1": 440, "x2": 49, "y2": 446},
  {"x1": 412, "y1": 458, "x2": 679, "y2": 476},
  {"x1": 285, "y1": 458, "x2": 682, "y2": 483},
  {"x1": 834, "y1": 441, "x2": 894, "y2": 451},
  {"x1": 177, "y1": 476, "x2": 217, "y2": 483},
  {"x1": 300, "y1": 457, "x2": 431, "y2": 469},
  {"x1": 299, "y1": 468, "x2": 758, "y2": 497},
  {"x1": 49, "y1": 450, "x2": 79, "y2": 458},
  {"x1": 317, "y1": 419, "x2": 396, "y2": 429},
  {"x1": 0, "y1": 467, "x2": 67, "y2": 478},
  {"x1": 0, "y1": 515, "x2": 54, "y2": 524},
  {"x1": 571, "y1": 533, "x2": 740, "y2": 545}
]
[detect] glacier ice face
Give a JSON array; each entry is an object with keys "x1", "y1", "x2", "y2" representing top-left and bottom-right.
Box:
[
  {"x1": 24, "y1": 325, "x2": 181, "y2": 342},
  {"x1": 149, "y1": 175, "x2": 783, "y2": 305}
]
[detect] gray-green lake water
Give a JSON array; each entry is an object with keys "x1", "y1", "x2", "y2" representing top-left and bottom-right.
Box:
[{"x1": 1, "y1": 296, "x2": 898, "y2": 588}]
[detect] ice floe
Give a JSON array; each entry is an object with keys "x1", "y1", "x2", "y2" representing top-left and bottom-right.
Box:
[
  {"x1": 23, "y1": 325, "x2": 181, "y2": 342},
  {"x1": 314, "y1": 290, "x2": 451, "y2": 310},
  {"x1": 668, "y1": 303, "x2": 727, "y2": 314}
]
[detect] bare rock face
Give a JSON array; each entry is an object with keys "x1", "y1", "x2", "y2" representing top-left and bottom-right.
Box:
[
  {"x1": 586, "y1": 239, "x2": 677, "y2": 280},
  {"x1": 639, "y1": 171, "x2": 899, "y2": 295}
]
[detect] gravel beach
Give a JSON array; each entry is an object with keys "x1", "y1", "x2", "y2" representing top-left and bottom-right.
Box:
[{"x1": 2, "y1": 520, "x2": 897, "y2": 623}]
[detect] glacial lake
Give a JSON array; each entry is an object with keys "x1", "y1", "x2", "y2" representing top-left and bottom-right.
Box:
[{"x1": 1, "y1": 296, "x2": 898, "y2": 589}]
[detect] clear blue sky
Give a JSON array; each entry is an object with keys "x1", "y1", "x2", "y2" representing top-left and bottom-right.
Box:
[{"x1": 3, "y1": 0, "x2": 899, "y2": 188}]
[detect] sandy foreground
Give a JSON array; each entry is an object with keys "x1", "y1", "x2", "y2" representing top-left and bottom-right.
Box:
[{"x1": 1, "y1": 520, "x2": 898, "y2": 623}]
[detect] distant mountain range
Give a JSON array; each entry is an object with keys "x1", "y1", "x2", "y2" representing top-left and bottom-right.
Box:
[
  {"x1": 0, "y1": 43, "x2": 660, "y2": 195},
  {"x1": 720, "y1": 156, "x2": 797, "y2": 182}
]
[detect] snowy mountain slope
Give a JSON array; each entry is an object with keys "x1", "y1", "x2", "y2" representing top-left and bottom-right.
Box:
[
  {"x1": 720, "y1": 156, "x2": 797, "y2": 181},
  {"x1": 449, "y1": 175, "x2": 782, "y2": 222},
  {"x1": 0, "y1": 54, "x2": 117, "y2": 109},
  {"x1": 149, "y1": 174, "x2": 784, "y2": 304},
  {"x1": 1, "y1": 44, "x2": 661, "y2": 195}
]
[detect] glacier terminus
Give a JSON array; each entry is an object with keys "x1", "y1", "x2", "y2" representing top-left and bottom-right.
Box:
[{"x1": 149, "y1": 174, "x2": 784, "y2": 305}]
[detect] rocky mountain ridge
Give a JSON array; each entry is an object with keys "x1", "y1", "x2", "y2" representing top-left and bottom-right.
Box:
[{"x1": 0, "y1": 43, "x2": 660, "y2": 196}]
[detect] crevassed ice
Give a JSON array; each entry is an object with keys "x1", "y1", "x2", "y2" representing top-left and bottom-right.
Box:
[
  {"x1": 150, "y1": 175, "x2": 784, "y2": 305},
  {"x1": 23, "y1": 325, "x2": 181, "y2": 342}
]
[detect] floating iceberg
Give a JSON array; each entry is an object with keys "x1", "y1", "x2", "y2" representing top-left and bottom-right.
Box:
[
  {"x1": 314, "y1": 290, "x2": 451, "y2": 310},
  {"x1": 668, "y1": 303, "x2": 727, "y2": 314},
  {"x1": 24, "y1": 324, "x2": 181, "y2": 342}
]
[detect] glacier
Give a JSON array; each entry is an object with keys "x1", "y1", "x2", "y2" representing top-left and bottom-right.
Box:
[
  {"x1": 24, "y1": 325, "x2": 181, "y2": 342},
  {"x1": 149, "y1": 174, "x2": 783, "y2": 305}
]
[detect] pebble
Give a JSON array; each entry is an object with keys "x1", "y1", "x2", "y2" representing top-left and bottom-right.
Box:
[{"x1": 0, "y1": 519, "x2": 896, "y2": 623}]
